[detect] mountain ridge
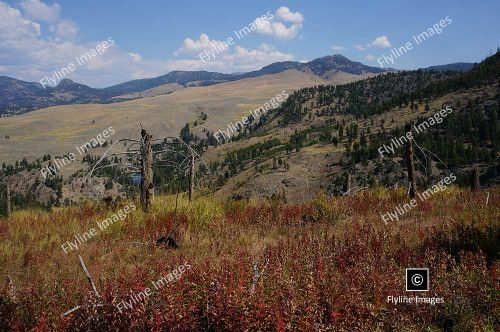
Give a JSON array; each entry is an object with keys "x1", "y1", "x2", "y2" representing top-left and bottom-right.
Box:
[
  {"x1": 0, "y1": 55, "x2": 471, "y2": 117},
  {"x1": 421, "y1": 62, "x2": 475, "y2": 72}
]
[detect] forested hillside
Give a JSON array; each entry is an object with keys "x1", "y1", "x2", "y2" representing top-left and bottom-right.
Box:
[{"x1": 206, "y1": 51, "x2": 499, "y2": 199}]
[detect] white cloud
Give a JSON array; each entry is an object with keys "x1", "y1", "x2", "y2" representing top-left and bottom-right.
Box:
[
  {"x1": 128, "y1": 52, "x2": 142, "y2": 62},
  {"x1": 0, "y1": 1, "x2": 297, "y2": 87},
  {"x1": 172, "y1": 33, "x2": 293, "y2": 72},
  {"x1": 366, "y1": 54, "x2": 375, "y2": 61},
  {"x1": 0, "y1": 1, "x2": 119, "y2": 86},
  {"x1": 174, "y1": 33, "x2": 229, "y2": 56},
  {"x1": 332, "y1": 45, "x2": 346, "y2": 51},
  {"x1": 275, "y1": 6, "x2": 304, "y2": 24},
  {"x1": 254, "y1": 7, "x2": 304, "y2": 40},
  {"x1": 0, "y1": 2, "x2": 41, "y2": 40},
  {"x1": 136, "y1": 46, "x2": 293, "y2": 78},
  {"x1": 354, "y1": 36, "x2": 392, "y2": 52},
  {"x1": 229, "y1": 44, "x2": 293, "y2": 64},
  {"x1": 51, "y1": 19, "x2": 78, "y2": 39},
  {"x1": 369, "y1": 35, "x2": 391, "y2": 48},
  {"x1": 20, "y1": 0, "x2": 60, "y2": 23}
]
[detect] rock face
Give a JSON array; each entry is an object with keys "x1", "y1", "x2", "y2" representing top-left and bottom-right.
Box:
[
  {"x1": 5, "y1": 170, "x2": 57, "y2": 205},
  {"x1": 3, "y1": 170, "x2": 123, "y2": 206}
]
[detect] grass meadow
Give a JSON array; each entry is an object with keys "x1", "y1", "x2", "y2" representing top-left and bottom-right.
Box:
[{"x1": 0, "y1": 187, "x2": 498, "y2": 331}]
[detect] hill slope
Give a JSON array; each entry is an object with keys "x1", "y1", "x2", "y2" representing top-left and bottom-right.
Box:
[
  {"x1": 0, "y1": 69, "x2": 372, "y2": 167},
  {"x1": 422, "y1": 62, "x2": 475, "y2": 72},
  {"x1": 0, "y1": 55, "x2": 388, "y2": 116},
  {"x1": 204, "y1": 52, "x2": 499, "y2": 201}
]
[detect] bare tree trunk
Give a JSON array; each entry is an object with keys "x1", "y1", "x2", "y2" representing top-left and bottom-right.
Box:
[
  {"x1": 78, "y1": 255, "x2": 100, "y2": 298},
  {"x1": 188, "y1": 153, "x2": 195, "y2": 202},
  {"x1": 175, "y1": 186, "x2": 180, "y2": 214},
  {"x1": 471, "y1": 166, "x2": 480, "y2": 191},
  {"x1": 426, "y1": 157, "x2": 433, "y2": 180},
  {"x1": 5, "y1": 184, "x2": 10, "y2": 218},
  {"x1": 140, "y1": 129, "x2": 154, "y2": 210},
  {"x1": 405, "y1": 123, "x2": 417, "y2": 198},
  {"x1": 63, "y1": 255, "x2": 102, "y2": 316},
  {"x1": 344, "y1": 173, "x2": 351, "y2": 195}
]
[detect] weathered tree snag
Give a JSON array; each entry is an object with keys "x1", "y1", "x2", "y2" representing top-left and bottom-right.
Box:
[
  {"x1": 175, "y1": 186, "x2": 180, "y2": 214},
  {"x1": 62, "y1": 255, "x2": 102, "y2": 316},
  {"x1": 426, "y1": 156, "x2": 433, "y2": 180},
  {"x1": 5, "y1": 184, "x2": 10, "y2": 218},
  {"x1": 471, "y1": 166, "x2": 480, "y2": 191},
  {"x1": 78, "y1": 255, "x2": 100, "y2": 298},
  {"x1": 188, "y1": 152, "x2": 195, "y2": 202},
  {"x1": 344, "y1": 173, "x2": 351, "y2": 195},
  {"x1": 405, "y1": 123, "x2": 417, "y2": 198},
  {"x1": 140, "y1": 129, "x2": 154, "y2": 210}
]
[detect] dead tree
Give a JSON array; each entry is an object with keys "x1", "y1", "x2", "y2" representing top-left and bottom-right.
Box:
[
  {"x1": 188, "y1": 152, "x2": 195, "y2": 202},
  {"x1": 344, "y1": 173, "x2": 351, "y2": 195},
  {"x1": 5, "y1": 184, "x2": 10, "y2": 218},
  {"x1": 79, "y1": 255, "x2": 100, "y2": 298},
  {"x1": 87, "y1": 128, "x2": 209, "y2": 210},
  {"x1": 405, "y1": 123, "x2": 417, "y2": 198},
  {"x1": 471, "y1": 166, "x2": 480, "y2": 191},
  {"x1": 63, "y1": 255, "x2": 102, "y2": 317},
  {"x1": 141, "y1": 129, "x2": 154, "y2": 209},
  {"x1": 426, "y1": 156, "x2": 433, "y2": 180}
]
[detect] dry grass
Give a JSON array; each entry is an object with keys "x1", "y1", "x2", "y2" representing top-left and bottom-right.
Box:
[
  {"x1": 0, "y1": 187, "x2": 498, "y2": 331},
  {"x1": 0, "y1": 70, "x2": 357, "y2": 165}
]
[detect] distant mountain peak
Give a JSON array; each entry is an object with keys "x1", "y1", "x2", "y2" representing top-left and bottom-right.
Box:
[
  {"x1": 57, "y1": 79, "x2": 77, "y2": 87},
  {"x1": 305, "y1": 54, "x2": 386, "y2": 76},
  {"x1": 321, "y1": 54, "x2": 350, "y2": 60}
]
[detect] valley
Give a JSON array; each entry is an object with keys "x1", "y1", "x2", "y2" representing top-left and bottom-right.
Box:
[{"x1": 0, "y1": 2, "x2": 498, "y2": 330}]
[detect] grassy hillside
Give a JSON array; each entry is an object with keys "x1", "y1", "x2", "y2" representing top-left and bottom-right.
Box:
[
  {"x1": 0, "y1": 188, "x2": 498, "y2": 330},
  {"x1": 0, "y1": 70, "x2": 371, "y2": 166}
]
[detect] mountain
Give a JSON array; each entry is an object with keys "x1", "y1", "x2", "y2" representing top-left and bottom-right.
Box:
[
  {"x1": 106, "y1": 55, "x2": 388, "y2": 95},
  {"x1": 422, "y1": 62, "x2": 475, "y2": 72},
  {"x1": 102, "y1": 70, "x2": 236, "y2": 95},
  {"x1": 234, "y1": 55, "x2": 388, "y2": 80},
  {"x1": 305, "y1": 54, "x2": 387, "y2": 76},
  {"x1": 0, "y1": 54, "x2": 391, "y2": 116},
  {"x1": 0, "y1": 77, "x2": 111, "y2": 116}
]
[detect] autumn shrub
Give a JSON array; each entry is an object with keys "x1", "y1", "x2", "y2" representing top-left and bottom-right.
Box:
[{"x1": 0, "y1": 188, "x2": 498, "y2": 331}]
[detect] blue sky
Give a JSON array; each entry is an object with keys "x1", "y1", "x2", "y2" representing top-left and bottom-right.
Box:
[{"x1": 1, "y1": 0, "x2": 499, "y2": 87}]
